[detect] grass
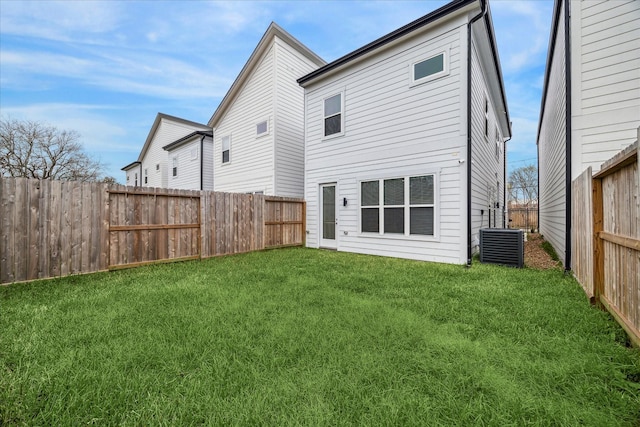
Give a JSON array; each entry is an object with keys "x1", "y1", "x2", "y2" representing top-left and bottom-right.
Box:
[
  {"x1": 541, "y1": 239, "x2": 561, "y2": 262},
  {"x1": 1, "y1": 248, "x2": 638, "y2": 426}
]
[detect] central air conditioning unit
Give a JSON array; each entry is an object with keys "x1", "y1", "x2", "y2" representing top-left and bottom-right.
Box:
[{"x1": 479, "y1": 228, "x2": 524, "y2": 268}]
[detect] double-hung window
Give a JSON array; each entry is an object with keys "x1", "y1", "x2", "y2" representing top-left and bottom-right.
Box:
[
  {"x1": 221, "y1": 135, "x2": 230, "y2": 164},
  {"x1": 172, "y1": 157, "x2": 178, "y2": 177},
  {"x1": 360, "y1": 174, "x2": 435, "y2": 236},
  {"x1": 323, "y1": 93, "x2": 343, "y2": 137}
]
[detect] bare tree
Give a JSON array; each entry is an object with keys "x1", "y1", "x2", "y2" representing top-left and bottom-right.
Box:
[
  {"x1": 508, "y1": 164, "x2": 538, "y2": 205},
  {"x1": 0, "y1": 117, "x2": 105, "y2": 181}
]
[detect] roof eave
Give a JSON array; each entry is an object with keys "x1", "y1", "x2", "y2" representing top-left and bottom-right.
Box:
[
  {"x1": 297, "y1": 0, "x2": 477, "y2": 87},
  {"x1": 137, "y1": 113, "x2": 209, "y2": 161},
  {"x1": 163, "y1": 130, "x2": 213, "y2": 152},
  {"x1": 536, "y1": 0, "x2": 564, "y2": 145},
  {"x1": 121, "y1": 161, "x2": 141, "y2": 171}
]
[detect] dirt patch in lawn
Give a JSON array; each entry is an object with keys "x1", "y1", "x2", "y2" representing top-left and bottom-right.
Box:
[{"x1": 525, "y1": 233, "x2": 562, "y2": 270}]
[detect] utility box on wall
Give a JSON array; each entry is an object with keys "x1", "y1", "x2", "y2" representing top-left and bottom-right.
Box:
[{"x1": 479, "y1": 229, "x2": 524, "y2": 268}]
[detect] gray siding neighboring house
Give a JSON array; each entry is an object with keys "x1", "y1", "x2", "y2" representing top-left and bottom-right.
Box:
[
  {"x1": 299, "y1": 0, "x2": 511, "y2": 264},
  {"x1": 209, "y1": 22, "x2": 325, "y2": 197},
  {"x1": 537, "y1": 0, "x2": 640, "y2": 270},
  {"x1": 122, "y1": 113, "x2": 211, "y2": 189}
]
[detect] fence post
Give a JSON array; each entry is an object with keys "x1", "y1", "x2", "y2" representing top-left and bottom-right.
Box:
[{"x1": 592, "y1": 176, "x2": 604, "y2": 306}]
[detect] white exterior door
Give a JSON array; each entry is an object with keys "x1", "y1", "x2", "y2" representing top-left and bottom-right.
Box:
[{"x1": 320, "y1": 183, "x2": 337, "y2": 249}]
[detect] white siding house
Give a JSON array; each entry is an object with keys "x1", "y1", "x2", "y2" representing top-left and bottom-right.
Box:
[
  {"x1": 163, "y1": 131, "x2": 214, "y2": 191},
  {"x1": 299, "y1": 0, "x2": 511, "y2": 264},
  {"x1": 537, "y1": 0, "x2": 640, "y2": 269},
  {"x1": 122, "y1": 113, "x2": 211, "y2": 189},
  {"x1": 209, "y1": 23, "x2": 325, "y2": 197}
]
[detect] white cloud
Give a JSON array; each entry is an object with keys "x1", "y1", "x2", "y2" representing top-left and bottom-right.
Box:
[
  {"x1": 1, "y1": 48, "x2": 232, "y2": 100},
  {"x1": 491, "y1": 0, "x2": 553, "y2": 73},
  {"x1": 0, "y1": 0, "x2": 122, "y2": 42}
]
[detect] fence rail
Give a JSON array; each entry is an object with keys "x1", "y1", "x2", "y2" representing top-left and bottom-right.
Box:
[{"x1": 0, "y1": 178, "x2": 305, "y2": 284}]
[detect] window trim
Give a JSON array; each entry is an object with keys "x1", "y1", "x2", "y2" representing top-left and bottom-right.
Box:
[
  {"x1": 484, "y1": 95, "x2": 490, "y2": 141},
  {"x1": 495, "y1": 126, "x2": 501, "y2": 161},
  {"x1": 358, "y1": 172, "x2": 438, "y2": 240},
  {"x1": 410, "y1": 50, "x2": 449, "y2": 87},
  {"x1": 322, "y1": 91, "x2": 345, "y2": 139},
  {"x1": 221, "y1": 134, "x2": 231, "y2": 165},
  {"x1": 256, "y1": 119, "x2": 269, "y2": 138}
]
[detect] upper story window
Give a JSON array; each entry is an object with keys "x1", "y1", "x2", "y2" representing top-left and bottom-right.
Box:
[
  {"x1": 144, "y1": 168, "x2": 148, "y2": 184},
  {"x1": 256, "y1": 120, "x2": 268, "y2": 137},
  {"x1": 221, "y1": 135, "x2": 230, "y2": 164},
  {"x1": 495, "y1": 126, "x2": 501, "y2": 160},
  {"x1": 484, "y1": 97, "x2": 490, "y2": 140},
  {"x1": 411, "y1": 52, "x2": 448, "y2": 85},
  {"x1": 172, "y1": 157, "x2": 178, "y2": 177},
  {"x1": 323, "y1": 93, "x2": 344, "y2": 138},
  {"x1": 155, "y1": 163, "x2": 160, "y2": 172}
]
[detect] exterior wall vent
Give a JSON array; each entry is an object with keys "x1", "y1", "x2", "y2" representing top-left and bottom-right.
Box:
[{"x1": 479, "y1": 229, "x2": 524, "y2": 268}]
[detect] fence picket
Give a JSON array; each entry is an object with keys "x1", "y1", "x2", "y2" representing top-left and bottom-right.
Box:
[{"x1": 1, "y1": 178, "x2": 304, "y2": 284}]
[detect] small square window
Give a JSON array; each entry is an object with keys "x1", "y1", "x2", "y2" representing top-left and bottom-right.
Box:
[{"x1": 256, "y1": 120, "x2": 268, "y2": 136}]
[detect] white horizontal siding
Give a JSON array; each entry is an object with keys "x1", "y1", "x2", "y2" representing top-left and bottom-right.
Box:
[
  {"x1": 214, "y1": 44, "x2": 275, "y2": 195},
  {"x1": 571, "y1": 0, "x2": 640, "y2": 176},
  {"x1": 304, "y1": 20, "x2": 468, "y2": 264},
  {"x1": 203, "y1": 137, "x2": 214, "y2": 191},
  {"x1": 539, "y1": 1, "x2": 567, "y2": 262},
  {"x1": 140, "y1": 119, "x2": 208, "y2": 189},
  {"x1": 274, "y1": 37, "x2": 317, "y2": 198},
  {"x1": 469, "y1": 38, "x2": 505, "y2": 255},
  {"x1": 167, "y1": 140, "x2": 201, "y2": 190}
]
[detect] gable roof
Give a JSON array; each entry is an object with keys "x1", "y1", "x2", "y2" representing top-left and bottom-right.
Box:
[
  {"x1": 207, "y1": 22, "x2": 325, "y2": 128},
  {"x1": 135, "y1": 113, "x2": 210, "y2": 163},
  {"x1": 163, "y1": 130, "x2": 213, "y2": 152},
  {"x1": 297, "y1": 0, "x2": 476, "y2": 86}
]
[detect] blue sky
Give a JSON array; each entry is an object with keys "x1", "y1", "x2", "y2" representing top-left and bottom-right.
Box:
[{"x1": 0, "y1": 0, "x2": 553, "y2": 182}]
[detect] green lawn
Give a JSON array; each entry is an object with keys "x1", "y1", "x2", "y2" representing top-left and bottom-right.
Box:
[{"x1": 1, "y1": 248, "x2": 638, "y2": 426}]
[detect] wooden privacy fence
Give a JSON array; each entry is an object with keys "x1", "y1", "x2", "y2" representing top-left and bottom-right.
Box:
[
  {"x1": 508, "y1": 206, "x2": 538, "y2": 231},
  {"x1": 571, "y1": 140, "x2": 639, "y2": 347},
  {"x1": 572, "y1": 168, "x2": 594, "y2": 298},
  {"x1": 0, "y1": 178, "x2": 305, "y2": 284}
]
